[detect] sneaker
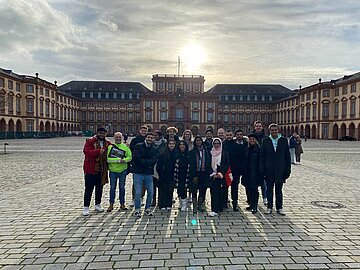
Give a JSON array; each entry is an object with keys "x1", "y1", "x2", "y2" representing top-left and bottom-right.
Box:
[
  {"x1": 277, "y1": 209, "x2": 286, "y2": 216},
  {"x1": 120, "y1": 204, "x2": 128, "y2": 211},
  {"x1": 166, "y1": 207, "x2": 172, "y2": 211},
  {"x1": 252, "y1": 209, "x2": 258, "y2": 214},
  {"x1": 265, "y1": 208, "x2": 273, "y2": 215},
  {"x1": 94, "y1": 204, "x2": 104, "y2": 212},
  {"x1": 107, "y1": 204, "x2": 114, "y2": 212},
  {"x1": 245, "y1": 206, "x2": 252, "y2": 211},
  {"x1": 129, "y1": 199, "x2": 134, "y2": 207},
  {"x1": 263, "y1": 198, "x2": 268, "y2": 206},
  {"x1": 209, "y1": 211, "x2": 218, "y2": 217},
  {"x1": 82, "y1": 207, "x2": 90, "y2": 216},
  {"x1": 145, "y1": 209, "x2": 153, "y2": 216},
  {"x1": 160, "y1": 207, "x2": 166, "y2": 211},
  {"x1": 134, "y1": 211, "x2": 141, "y2": 218}
]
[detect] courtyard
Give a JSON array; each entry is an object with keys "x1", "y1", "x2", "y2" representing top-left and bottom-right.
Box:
[{"x1": 0, "y1": 137, "x2": 360, "y2": 269}]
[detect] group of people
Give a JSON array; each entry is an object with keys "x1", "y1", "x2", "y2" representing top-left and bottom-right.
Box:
[{"x1": 82, "y1": 120, "x2": 292, "y2": 218}]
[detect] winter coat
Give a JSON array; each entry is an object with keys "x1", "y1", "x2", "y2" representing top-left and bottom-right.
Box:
[
  {"x1": 130, "y1": 134, "x2": 146, "y2": 152},
  {"x1": 211, "y1": 149, "x2": 230, "y2": 187},
  {"x1": 252, "y1": 129, "x2": 266, "y2": 146},
  {"x1": 260, "y1": 136, "x2": 291, "y2": 184},
  {"x1": 132, "y1": 142, "x2": 158, "y2": 175},
  {"x1": 174, "y1": 152, "x2": 190, "y2": 189},
  {"x1": 189, "y1": 146, "x2": 212, "y2": 191},
  {"x1": 243, "y1": 144, "x2": 263, "y2": 188},
  {"x1": 289, "y1": 136, "x2": 297, "y2": 149},
  {"x1": 156, "y1": 150, "x2": 176, "y2": 191},
  {"x1": 83, "y1": 136, "x2": 111, "y2": 184}
]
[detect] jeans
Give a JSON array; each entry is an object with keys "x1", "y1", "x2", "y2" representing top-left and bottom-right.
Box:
[
  {"x1": 266, "y1": 181, "x2": 283, "y2": 210},
  {"x1": 261, "y1": 179, "x2": 267, "y2": 199},
  {"x1": 133, "y1": 174, "x2": 153, "y2": 210},
  {"x1": 290, "y1": 148, "x2": 295, "y2": 163},
  {"x1": 84, "y1": 173, "x2": 103, "y2": 207},
  {"x1": 109, "y1": 171, "x2": 127, "y2": 204}
]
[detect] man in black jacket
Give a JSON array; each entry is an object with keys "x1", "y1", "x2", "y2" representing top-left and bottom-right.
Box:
[
  {"x1": 260, "y1": 123, "x2": 291, "y2": 216},
  {"x1": 132, "y1": 132, "x2": 157, "y2": 218}
]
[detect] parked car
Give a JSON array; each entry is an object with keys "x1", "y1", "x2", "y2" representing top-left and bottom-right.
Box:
[{"x1": 338, "y1": 136, "x2": 357, "y2": 141}]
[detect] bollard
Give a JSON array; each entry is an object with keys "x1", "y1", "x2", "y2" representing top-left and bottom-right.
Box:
[{"x1": 4, "y1": 143, "x2": 9, "y2": 154}]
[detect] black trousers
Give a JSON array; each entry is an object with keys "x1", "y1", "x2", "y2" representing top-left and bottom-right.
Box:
[
  {"x1": 248, "y1": 187, "x2": 259, "y2": 210},
  {"x1": 177, "y1": 178, "x2": 187, "y2": 199},
  {"x1": 191, "y1": 171, "x2": 208, "y2": 201},
  {"x1": 266, "y1": 181, "x2": 283, "y2": 210},
  {"x1": 158, "y1": 187, "x2": 173, "y2": 208},
  {"x1": 84, "y1": 173, "x2": 103, "y2": 207},
  {"x1": 230, "y1": 173, "x2": 240, "y2": 206},
  {"x1": 210, "y1": 179, "x2": 226, "y2": 213}
]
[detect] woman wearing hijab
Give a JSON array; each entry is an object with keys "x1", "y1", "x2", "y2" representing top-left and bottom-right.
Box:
[
  {"x1": 174, "y1": 140, "x2": 190, "y2": 211},
  {"x1": 156, "y1": 139, "x2": 177, "y2": 210},
  {"x1": 209, "y1": 138, "x2": 230, "y2": 217},
  {"x1": 189, "y1": 135, "x2": 212, "y2": 213}
]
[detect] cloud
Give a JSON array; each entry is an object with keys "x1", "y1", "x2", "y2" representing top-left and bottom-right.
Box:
[{"x1": 0, "y1": 0, "x2": 359, "y2": 90}]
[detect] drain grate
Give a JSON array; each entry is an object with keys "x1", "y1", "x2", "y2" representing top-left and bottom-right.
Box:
[{"x1": 311, "y1": 201, "x2": 346, "y2": 209}]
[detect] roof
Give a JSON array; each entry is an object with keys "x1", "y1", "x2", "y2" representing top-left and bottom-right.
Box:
[
  {"x1": 59, "y1": 81, "x2": 151, "y2": 93},
  {"x1": 206, "y1": 84, "x2": 293, "y2": 95}
]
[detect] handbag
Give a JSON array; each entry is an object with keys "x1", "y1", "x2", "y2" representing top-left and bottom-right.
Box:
[{"x1": 225, "y1": 167, "x2": 233, "y2": 187}]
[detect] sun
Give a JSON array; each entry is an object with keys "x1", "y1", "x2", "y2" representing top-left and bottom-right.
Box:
[{"x1": 180, "y1": 43, "x2": 206, "y2": 73}]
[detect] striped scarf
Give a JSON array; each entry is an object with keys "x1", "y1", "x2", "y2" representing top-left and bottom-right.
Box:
[
  {"x1": 174, "y1": 156, "x2": 190, "y2": 188},
  {"x1": 195, "y1": 146, "x2": 206, "y2": 172}
]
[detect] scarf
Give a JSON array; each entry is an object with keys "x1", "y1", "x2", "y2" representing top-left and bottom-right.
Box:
[
  {"x1": 93, "y1": 137, "x2": 110, "y2": 185},
  {"x1": 174, "y1": 152, "x2": 190, "y2": 188},
  {"x1": 269, "y1": 133, "x2": 282, "y2": 152},
  {"x1": 195, "y1": 145, "x2": 206, "y2": 172},
  {"x1": 210, "y1": 138, "x2": 222, "y2": 172}
]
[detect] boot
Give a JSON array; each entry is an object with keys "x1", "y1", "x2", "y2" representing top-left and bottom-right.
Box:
[
  {"x1": 107, "y1": 203, "x2": 114, "y2": 212},
  {"x1": 192, "y1": 197, "x2": 198, "y2": 214},
  {"x1": 181, "y1": 198, "x2": 188, "y2": 212},
  {"x1": 198, "y1": 197, "x2": 205, "y2": 212}
]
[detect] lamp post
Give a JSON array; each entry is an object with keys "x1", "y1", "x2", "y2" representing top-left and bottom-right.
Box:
[{"x1": 4, "y1": 142, "x2": 9, "y2": 154}]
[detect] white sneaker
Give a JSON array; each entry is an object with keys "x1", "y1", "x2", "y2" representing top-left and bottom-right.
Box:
[
  {"x1": 277, "y1": 209, "x2": 286, "y2": 216},
  {"x1": 265, "y1": 208, "x2": 273, "y2": 215},
  {"x1": 160, "y1": 207, "x2": 166, "y2": 211},
  {"x1": 263, "y1": 198, "x2": 268, "y2": 206},
  {"x1": 94, "y1": 204, "x2": 104, "y2": 212},
  {"x1": 166, "y1": 207, "x2": 172, "y2": 210},
  {"x1": 129, "y1": 199, "x2": 134, "y2": 207},
  {"x1": 209, "y1": 211, "x2": 218, "y2": 217},
  {"x1": 82, "y1": 207, "x2": 90, "y2": 216}
]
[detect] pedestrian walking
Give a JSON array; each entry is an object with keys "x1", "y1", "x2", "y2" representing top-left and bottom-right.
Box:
[
  {"x1": 289, "y1": 133, "x2": 297, "y2": 164},
  {"x1": 295, "y1": 135, "x2": 303, "y2": 165}
]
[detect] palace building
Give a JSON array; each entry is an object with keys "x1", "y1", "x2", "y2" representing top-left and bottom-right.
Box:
[{"x1": 1, "y1": 67, "x2": 359, "y2": 140}]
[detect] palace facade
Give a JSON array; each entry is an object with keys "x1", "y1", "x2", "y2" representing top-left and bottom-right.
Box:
[{"x1": 1, "y1": 67, "x2": 359, "y2": 140}]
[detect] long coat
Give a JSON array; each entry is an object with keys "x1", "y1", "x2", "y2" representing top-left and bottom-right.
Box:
[
  {"x1": 260, "y1": 136, "x2": 291, "y2": 184},
  {"x1": 242, "y1": 144, "x2": 263, "y2": 189},
  {"x1": 156, "y1": 151, "x2": 176, "y2": 191},
  {"x1": 189, "y1": 147, "x2": 212, "y2": 191}
]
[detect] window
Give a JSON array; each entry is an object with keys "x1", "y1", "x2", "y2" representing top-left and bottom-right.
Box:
[
  {"x1": 145, "y1": 111, "x2": 152, "y2": 121},
  {"x1": 40, "y1": 100, "x2": 44, "y2": 114},
  {"x1": 175, "y1": 108, "x2": 184, "y2": 119},
  {"x1": 45, "y1": 102, "x2": 50, "y2": 116},
  {"x1": 167, "y1": 82, "x2": 173, "y2": 90},
  {"x1": 342, "y1": 101, "x2": 347, "y2": 116},
  {"x1": 159, "y1": 82, "x2": 164, "y2": 89},
  {"x1": 239, "y1": 95, "x2": 243, "y2": 101},
  {"x1": 322, "y1": 89, "x2": 330, "y2": 97},
  {"x1": 8, "y1": 80, "x2": 13, "y2": 89},
  {"x1": 207, "y1": 102, "x2": 214, "y2": 109},
  {"x1": 113, "y1": 93, "x2": 117, "y2": 99},
  {"x1": 120, "y1": 112, "x2": 125, "y2": 121},
  {"x1": 26, "y1": 99, "x2": 34, "y2": 112},
  {"x1": 232, "y1": 95, "x2": 236, "y2": 101},
  {"x1": 261, "y1": 95, "x2": 265, "y2": 101},
  {"x1": 26, "y1": 121, "x2": 34, "y2": 132},
  {"x1": 231, "y1": 113, "x2": 236, "y2": 123},
  {"x1": 128, "y1": 112, "x2": 133, "y2": 121},
  {"x1": 160, "y1": 111, "x2": 167, "y2": 121},
  {"x1": 51, "y1": 91, "x2": 54, "y2": 98},
  {"x1": 97, "y1": 92, "x2": 101, "y2": 99},
  {"x1": 334, "y1": 103, "x2": 339, "y2": 118},
  {"x1": 224, "y1": 95, "x2": 228, "y2": 101},
  {"x1": 238, "y1": 113, "x2": 243, "y2": 123},
  {"x1": 194, "y1": 83, "x2": 199, "y2": 91},
  {"x1": 26, "y1": 84, "x2": 34, "y2": 93},
  {"x1": 207, "y1": 112, "x2": 213, "y2": 122},
  {"x1": 185, "y1": 83, "x2": 191, "y2": 90},
  {"x1": 322, "y1": 103, "x2": 329, "y2": 118},
  {"x1": 145, "y1": 100, "x2": 152, "y2": 108},
  {"x1": 0, "y1": 78, "x2": 4, "y2": 87},
  {"x1": 16, "y1": 98, "x2": 21, "y2": 113},
  {"x1": 121, "y1": 93, "x2": 125, "y2": 99},
  {"x1": 82, "y1": 92, "x2": 86, "y2": 98},
  {"x1": 247, "y1": 95, "x2": 251, "y2": 101},
  {"x1": 89, "y1": 111, "x2": 94, "y2": 121},
  {"x1": 192, "y1": 102, "x2": 199, "y2": 109},
  {"x1": 306, "y1": 104, "x2": 311, "y2": 120},
  {"x1": 129, "y1": 93, "x2": 132, "y2": 99},
  {"x1": 300, "y1": 106, "x2": 304, "y2": 121},
  {"x1": 313, "y1": 91, "x2": 317, "y2": 99},
  {"x1": 45, "y1": 89, "x2": 49, "y2": 97},
  {"x1": 269, "y1": 95, "x2": 273, "y2": 101},
  {"x1": 105, "y1": 92, "x2": 109, "y2": 99},
  {"x1": 322, "y1": 123, "x2": 329, "y2": 139},
  {"x1": 306, "y1": 93, "x2": 311, "y2": 101},
  {"x1": 113, "y1": 112, "x2": 117, "y2": 121},
  {"x1": 16, "y1": 83, "x2": 20, "y2": 92},
  {"x1": 105, "y1": 111, "x2": 109, "y2": 121},
  {"x1": 351, "y1": 84, "x2": 356, "y2": 93},
  {"x1": 191, "y1": 111, "x2": 199, "y2": 122},
  {"x1": 342, "y1": 86, "x2": 347, "y2": 95},
  {"x1": 335, "y1": 88, "x2": 339, "y2": 96},
  {"x1": 224, "y1": 113, "x2": 229, "y2": 123},
  {"x1": 301, "y1": 95, "x2": 305, "y2": 102},
  {"x1": 312, "y1": 104, "x2": 317, "y2": 119},
  {"x1": 97, "y1": 112, "x2": 102, "y2": 121},
  {"x1": 7, "y1": 96, "x2": 13, "y2": 112},
  {"x1": 160, "y1": 101, "x2": 167, "y2": 108},
  {"x1": 350, "y1": 100, "x2": 356, "y2": 115}
]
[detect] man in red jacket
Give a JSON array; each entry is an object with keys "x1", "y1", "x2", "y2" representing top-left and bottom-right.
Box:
[{"x1": 82, "y1": 127, "x2": 112, "y2": 216}]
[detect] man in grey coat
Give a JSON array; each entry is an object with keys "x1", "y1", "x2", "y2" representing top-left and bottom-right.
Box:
[{"x1": 260, "y1": 123, "x2": 291, "y2": 215}]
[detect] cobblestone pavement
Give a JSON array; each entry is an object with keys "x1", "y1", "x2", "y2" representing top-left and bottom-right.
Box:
[{"x1": 0, "y1": 137, "x2": 360, "y2": 270}]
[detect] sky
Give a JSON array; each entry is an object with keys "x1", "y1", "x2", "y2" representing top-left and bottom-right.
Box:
[{"x1": 1, "y1": 0, "x2": 360, "y2": 91}]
